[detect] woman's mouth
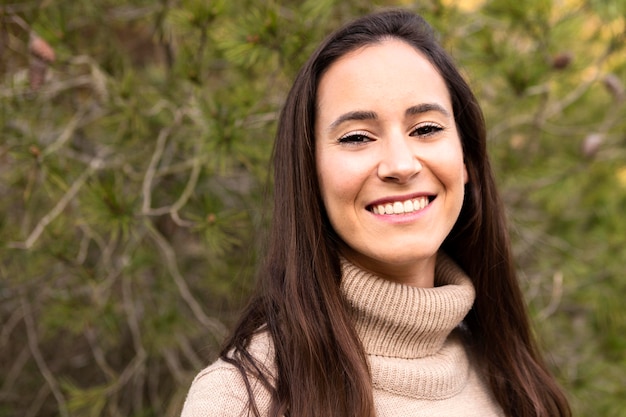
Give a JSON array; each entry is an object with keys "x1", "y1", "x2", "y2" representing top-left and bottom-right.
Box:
[{"x1": 369, "y1": 196, "x2": 432, "y2": 215}]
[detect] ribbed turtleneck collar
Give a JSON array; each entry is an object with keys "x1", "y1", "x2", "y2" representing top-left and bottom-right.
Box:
[{"x1": 340, "y1": 253, "x2": 475, "y2": 360}]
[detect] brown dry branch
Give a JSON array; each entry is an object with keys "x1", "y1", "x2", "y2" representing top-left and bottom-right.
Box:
[
  {"x1": 149, "y1": 154, "x2": 209, "y2": 178},
  {"x1": 66, "y1": 55, "x2": 111, "y2": 100},
  {"x1": 7, "y1": 155, "x2": 108, "y2": 250},
  {"x1": 122, "y1": 264, "x2": 151, "y2": 414},
  {"x1": 146, "y1": 362, "x2": 163, "y2": 416},
  {"x1": 76, "y1": 229, "x2": 92, "y2": 265},
  {"x1": 19, "y1": 293, "x2": 69, "y2": 417},
  {"x1": 24, "y1": 383, "x2": 52, "y2": 417},
  {"x1": 122, "y1": 275, "x2": 146, "y2": 362},
  {"x1": 141, "y1": 111, "x2": 184, "y2": 215},
  {"x1": 100, "y1": 229, "x2": 123, "y2": 276},
  {"x1": 0, "y1": 74, "x2": 93, "y2": 98},
  {"x1": 538, "y1": 271, "x2": 564, "y2": 320},
  {"x1": 0, "y1": 345, "x2": 30, "y2": 401},
  {"x1": 146, "y1": 222, "x2": 228, "y2": 338},
  {"x1": 163, "y1": 347, "x2": 186, "y2": 384},
  {"x1": 0, "y1": 305, "x2": 24, "y2": 348},
  {"x1": 111, "y1": 350, "x2": 148, "y2": 412},
  {"x1": 160, "y1": 155, "x2": 202, "y2": 227},
  {"x1": 603, "y1": 73, "x2": 625, "y2": 102},
  {"x1": 4, "y1": 10, "x2": 30, "y2": 32},
  {"x1": 139, "y1": 107, "x2": 207, "y2": 227},
  {"x1": 0, "y1": 2, "x2": 40, "y2": 15},
  {"x1": 87, "y1": 252, "x2": 127, "y2": 326},
  {"x1": 105, "y1": 4, "x2": 161, "y2": 21},
  {"x1": 142, "y1": 151, "x2": 202, "y2": 226},
  {"x1": 41, "y1": 107, "x2": 89, "y2": 158},
  {"x1": 178, "y1": 334, "x2": 203, "y2": 370},
  {"x1": 58, "y1": 146, "x2": 114, "y2": 167},
  {"x1": 84, "y1": 327, "x2": 117, "y2": 382}
]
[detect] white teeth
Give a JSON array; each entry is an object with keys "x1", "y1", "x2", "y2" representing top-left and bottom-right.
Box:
[{"x1": 374, "y1": 197, "x2": 429, "y2": 215}]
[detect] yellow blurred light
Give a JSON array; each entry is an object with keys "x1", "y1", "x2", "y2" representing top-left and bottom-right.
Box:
[
  {"x1": 617, "y1": 167, "x2": 626, "y2": 188},
  {"x1": 440, "y1": 0, "x2": 486, "y2": 12}
]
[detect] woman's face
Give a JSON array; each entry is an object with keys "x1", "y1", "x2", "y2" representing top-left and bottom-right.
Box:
[{"x1": 315, "y1": 39, "x2": 468, "y2": 287}]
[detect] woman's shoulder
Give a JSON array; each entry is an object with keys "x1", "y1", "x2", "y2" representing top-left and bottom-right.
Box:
[
  {"x1": 181, "y1": 331, "x2": 275, "y2": 417},
  {"x1": 180, "y1": 359, "x2": 253, "y2": 417}
]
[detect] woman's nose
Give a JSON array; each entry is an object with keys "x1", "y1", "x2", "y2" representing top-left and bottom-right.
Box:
[{"x1": 377, "y1": 135, "x2": 422, "y2": 183}]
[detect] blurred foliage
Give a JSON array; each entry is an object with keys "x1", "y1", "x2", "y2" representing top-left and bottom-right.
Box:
[{"x1": 1, "y1": 0, "x2": 625, "y2": 416}]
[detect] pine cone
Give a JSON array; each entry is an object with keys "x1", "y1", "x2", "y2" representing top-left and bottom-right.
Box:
[
  {"x1": 28, "y1": 58, "x2": 48, "y2": 91},
  {"x1": 29, "y1": 34, "x2": 56, "y2": 63},
  {"x1": 551, "y1": 52, "x2": 573, "y2": 70},
  {"x1": 603, "y1": 73, "x2": 625, "y2": 103},
  {"x1": 28, "y1": 33, "x2": 56, "y2": 91},
  {"x1": 581, "y1": 133, "x2": 603, "y2": 159}
]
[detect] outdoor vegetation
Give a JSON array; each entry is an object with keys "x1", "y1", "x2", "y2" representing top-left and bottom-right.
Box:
[{"x1": 1, "y1": 0, "x2": 625, "y2": 416}]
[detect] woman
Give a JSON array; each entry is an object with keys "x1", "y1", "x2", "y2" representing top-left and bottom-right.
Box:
[{"x1": 181, "y1": 9, "x2": 571, "y2": 417}]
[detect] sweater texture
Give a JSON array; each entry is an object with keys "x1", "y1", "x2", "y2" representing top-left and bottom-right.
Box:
[{"x1": 181, "y1": 254, "x2": 504, "y2": 416}]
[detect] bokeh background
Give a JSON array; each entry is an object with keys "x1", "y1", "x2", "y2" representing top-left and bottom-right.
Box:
[{"x1": 1, "y1": 0, "x2": 625, "y2": 416}]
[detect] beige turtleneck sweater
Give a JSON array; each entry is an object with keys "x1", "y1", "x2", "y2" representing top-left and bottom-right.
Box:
[{"x1": 181, "y1": 255, "x2": 504, "y2": 416}]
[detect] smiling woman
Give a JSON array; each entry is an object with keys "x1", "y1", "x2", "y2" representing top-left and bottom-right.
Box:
[
  {"x1": 181, "y1": 9, "x2": 571, "y2": 417},
  {"x1": 316, "y1": 39, "x2": 468, "y2": 286}
]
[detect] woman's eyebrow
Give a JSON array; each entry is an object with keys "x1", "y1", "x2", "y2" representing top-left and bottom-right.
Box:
[
  {"x1": 327, "y1": 110, "x2": 378, "y2": 131},
  {"x1": 405, "y1": 103, "x2": 451, "y2": 118}
]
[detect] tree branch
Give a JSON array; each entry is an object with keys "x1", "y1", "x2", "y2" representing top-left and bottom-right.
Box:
[
  {"x1": 146, "y1": 222, "x2": 228, "y2": 338},
  {"x1": 19, "y1": 293, "x2": 69, "y2": 417},
  {"x1": 8, "y1": 155, "x2": 106, "y2": 249},
  {"x1": 141, "y1": 111, "x2": 183, "y2": 215}
]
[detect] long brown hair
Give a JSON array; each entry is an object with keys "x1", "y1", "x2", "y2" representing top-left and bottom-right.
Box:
[{"x1": 221, "y1": 9, "x2": 570, "y2": 417}]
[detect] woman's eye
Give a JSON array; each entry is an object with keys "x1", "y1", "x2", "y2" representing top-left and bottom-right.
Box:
[
  {"x1": 338, "y1": 133, "x2": 372, "y2": 144},
  {"x1": 412, "y1": 123, "x2": 443, "y2": 137}
]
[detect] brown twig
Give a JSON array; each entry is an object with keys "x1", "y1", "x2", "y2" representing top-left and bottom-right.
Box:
[
  {"x1": 0, "y1": 306, "x2": 24, "y2": 348},
  {"x1": 146, "y1": 222, "x2": 228, "y2": 338},
  {"x1": 163, "y1": 347, "x2": 186, "y2": 383},
  {"x1": 0, "y1": 346, "x2": 30, "y2": 400},
  {"x1": 539, "y1": 271, "x2": 564, "y2": 320},
  {"x1": 19, "y1": 293, "x2": 69, "y2": 417},
  {"x1": 141, "y1": 112, "x2": 183, "y2": 215},
  {"x1": 84, "y1": 327, "x2": 117, "y2": 381},
  {"x1": 24, "y1": 383, "x2": 51, "y2": 417},
  {"x1": 8, "y1": 155, "x2": 107, "y2": 249}
]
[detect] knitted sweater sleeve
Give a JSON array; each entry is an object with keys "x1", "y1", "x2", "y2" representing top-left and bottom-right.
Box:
[
  {"x1": 181, "y1": 334, "x2": 275, "y2": 417},
  {"x1": 181, "y1": 361, "x2": 252, "y2": 417}
]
